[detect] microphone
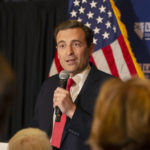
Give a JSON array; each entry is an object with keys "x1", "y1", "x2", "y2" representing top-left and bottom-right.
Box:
[{"x1": 55, "y1": 70, "x2": 69, "y2": 122}]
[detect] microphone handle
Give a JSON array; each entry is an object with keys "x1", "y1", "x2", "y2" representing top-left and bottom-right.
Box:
[
  {"x1": 55, "y1": 79, "x2": 67, "y2": 122},
  {"x1": 55, "y1": 106, "x2": 62, "y2": 122}
]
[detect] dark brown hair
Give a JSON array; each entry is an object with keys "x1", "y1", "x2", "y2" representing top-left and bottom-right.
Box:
[{"x1": 54, "y1": 20, "x2": 93, "y2": 48}]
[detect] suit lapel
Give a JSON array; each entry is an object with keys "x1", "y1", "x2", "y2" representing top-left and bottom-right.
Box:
[
  {"x1": 60, "y1": 65, "x2": 100, "y2": 144},
  {"x1": 74, "y1": 65, "x2": 101, "y2": 112}
]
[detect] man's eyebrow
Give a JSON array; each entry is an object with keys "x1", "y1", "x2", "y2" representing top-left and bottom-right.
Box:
[
  {"x1": 71, "y1": 40, "x2": 82, "y2": 43},
  {"x1": 57, "y1": 40, "x2": 65, "y2": 45},
  {"x1": 57, "y1": 40, "x2": 82, "y2": 45}
]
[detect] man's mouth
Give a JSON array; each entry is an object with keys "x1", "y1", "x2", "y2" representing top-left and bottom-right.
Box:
[{"x1": 66, "y1": 59, "x2": 76, "y2": 64}]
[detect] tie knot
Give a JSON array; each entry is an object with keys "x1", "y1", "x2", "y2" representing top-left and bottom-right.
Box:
[{"x1": 66, "y1": 78, "x2": 75, "y2": 91}]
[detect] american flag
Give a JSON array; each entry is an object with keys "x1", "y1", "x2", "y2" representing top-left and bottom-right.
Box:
[{"x1": 49, "y1": 0, "x2": 144, "y2": 80}]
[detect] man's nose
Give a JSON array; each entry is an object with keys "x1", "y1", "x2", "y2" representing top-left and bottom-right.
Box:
[{"x1": 66, "y1": 45, "x2": 74, "y2": 55}]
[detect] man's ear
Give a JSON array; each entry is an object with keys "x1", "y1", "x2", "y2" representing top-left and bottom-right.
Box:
[{"x1": 89, "y1": 43, "x2": 94, "y2": 55}]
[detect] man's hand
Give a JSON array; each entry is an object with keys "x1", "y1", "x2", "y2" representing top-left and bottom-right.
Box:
[{"x1": 53, "y1": 87, "x2": 76, "y2": 118}]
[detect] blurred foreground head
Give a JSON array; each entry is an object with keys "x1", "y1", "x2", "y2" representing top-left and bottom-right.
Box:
[
  {"x1": 0, "y1": 53, "x2": 15, "y2": 134},
  {"x1": 88, "y1": 77, "x2": 150, "y2": 150},
  {"x1": 8, "y1": 128, "x2": 52, "y2": 150}
]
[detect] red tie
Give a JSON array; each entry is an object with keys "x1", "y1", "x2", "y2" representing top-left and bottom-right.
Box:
[{"x1": 51, "y1": 78, "x2": 75, "y2": 148}]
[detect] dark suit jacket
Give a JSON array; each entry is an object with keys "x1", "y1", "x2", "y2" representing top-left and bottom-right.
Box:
[{"x1": 32, "y1": 64, "x2": 113, "y2": 150}]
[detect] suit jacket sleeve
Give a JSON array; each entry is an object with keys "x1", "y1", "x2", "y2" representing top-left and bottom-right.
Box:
[{"x1": 31, "y1": 75, "x2": 59, "y2": 135}]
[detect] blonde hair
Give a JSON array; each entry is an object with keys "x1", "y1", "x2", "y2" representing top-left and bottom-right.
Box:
[
  {"x1": 125, "y1": 78, "x2": 150, "y2": 145},
  {"x1": 88, "y1": 78, "x2": 124, "y2": 150},
  {"x1": 8, "y1": 128, "x2": 52, "y2": 150},
  {"x1": 88, "y1": 77, "x2": 150, "y2": 150}
]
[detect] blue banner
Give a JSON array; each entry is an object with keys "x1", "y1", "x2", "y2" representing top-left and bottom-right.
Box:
[{"x1": 115, "y1": 0, "x2": 150, "y2": 78}]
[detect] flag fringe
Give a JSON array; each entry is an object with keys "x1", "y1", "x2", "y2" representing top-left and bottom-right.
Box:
[{"x1": 110, "y1": 0, "x2": 144, "y2": 78}]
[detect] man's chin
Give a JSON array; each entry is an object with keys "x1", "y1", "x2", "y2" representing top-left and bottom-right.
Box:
[{"x1": 64, "y1": 68, "x2": 77, "y2": 76}]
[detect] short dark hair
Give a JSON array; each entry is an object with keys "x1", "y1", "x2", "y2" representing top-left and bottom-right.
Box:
[{"x1": 54, "y1": 20, "x2": 93, "y2": 48}]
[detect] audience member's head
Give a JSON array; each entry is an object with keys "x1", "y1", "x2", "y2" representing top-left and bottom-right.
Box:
[
  {"x1": 8, "y1": 128, "x2": 52, "y2": 150},
  {"x1": 0, "y1": 52, "x2": 15, "y2": 134},
  {"x1": 88, "y1": 77, "x2": 150, "y2": 150}
]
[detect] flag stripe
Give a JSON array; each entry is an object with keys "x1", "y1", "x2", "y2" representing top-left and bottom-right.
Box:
[
  {"x1": 92, "y1": 49, "x2": 111, "y2": 74},
  {"x1": 54, "y1": 51, "x2": 63, "y2": 73},
  {"x1": 49, "y1": 60, "x2": 58, "y2": 77},
  {"x1": 118, "y1": 35, "x2": 137, "y2": 75},
  {"x1": 110, "y1": 39, "x2": 131, "y2": 80},
  {"x1": 102, "y1": 45, "x2": 120, "y2": 78},
  {"x1": 89, "y1": 56, "x2": 96, "y2": 66}
]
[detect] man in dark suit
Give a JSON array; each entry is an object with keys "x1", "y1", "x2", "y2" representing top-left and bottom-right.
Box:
[{"x1": 32, "y1": 20, "x2": 113, "y2": 150}]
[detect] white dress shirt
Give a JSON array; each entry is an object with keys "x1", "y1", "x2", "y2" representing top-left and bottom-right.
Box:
[{"x1": 70, "y1": 65, "x2": 91, "y2": 102}]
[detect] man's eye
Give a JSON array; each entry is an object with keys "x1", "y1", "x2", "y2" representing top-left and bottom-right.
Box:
[
  {"x1": 73, "y1": 42, "x2": 81, "y2": 48},
  {"x1": 58, "y1": 44, "x2": 66, "y2": 49}
]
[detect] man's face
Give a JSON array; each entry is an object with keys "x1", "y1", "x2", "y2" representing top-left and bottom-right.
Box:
[{"x1": 56, "y1": 28, "x2": 93, "y2": 77}]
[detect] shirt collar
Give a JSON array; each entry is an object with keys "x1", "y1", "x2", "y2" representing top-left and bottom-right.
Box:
[{"x1": 71, "y1": 64, "x2": 91, "y2": 85}]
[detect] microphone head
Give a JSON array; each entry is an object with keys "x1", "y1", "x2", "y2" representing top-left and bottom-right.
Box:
[{"x1": 59, "y1": 70, "x2": 69, "y2": 80}]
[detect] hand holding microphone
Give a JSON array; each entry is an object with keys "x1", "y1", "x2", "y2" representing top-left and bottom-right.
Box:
[
  {"x1": 54, "y1": 70, "x2": 76, "y2": 122},
  {"x1": 55, "y1": 70, "x2": 69, "y2": 122}
]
